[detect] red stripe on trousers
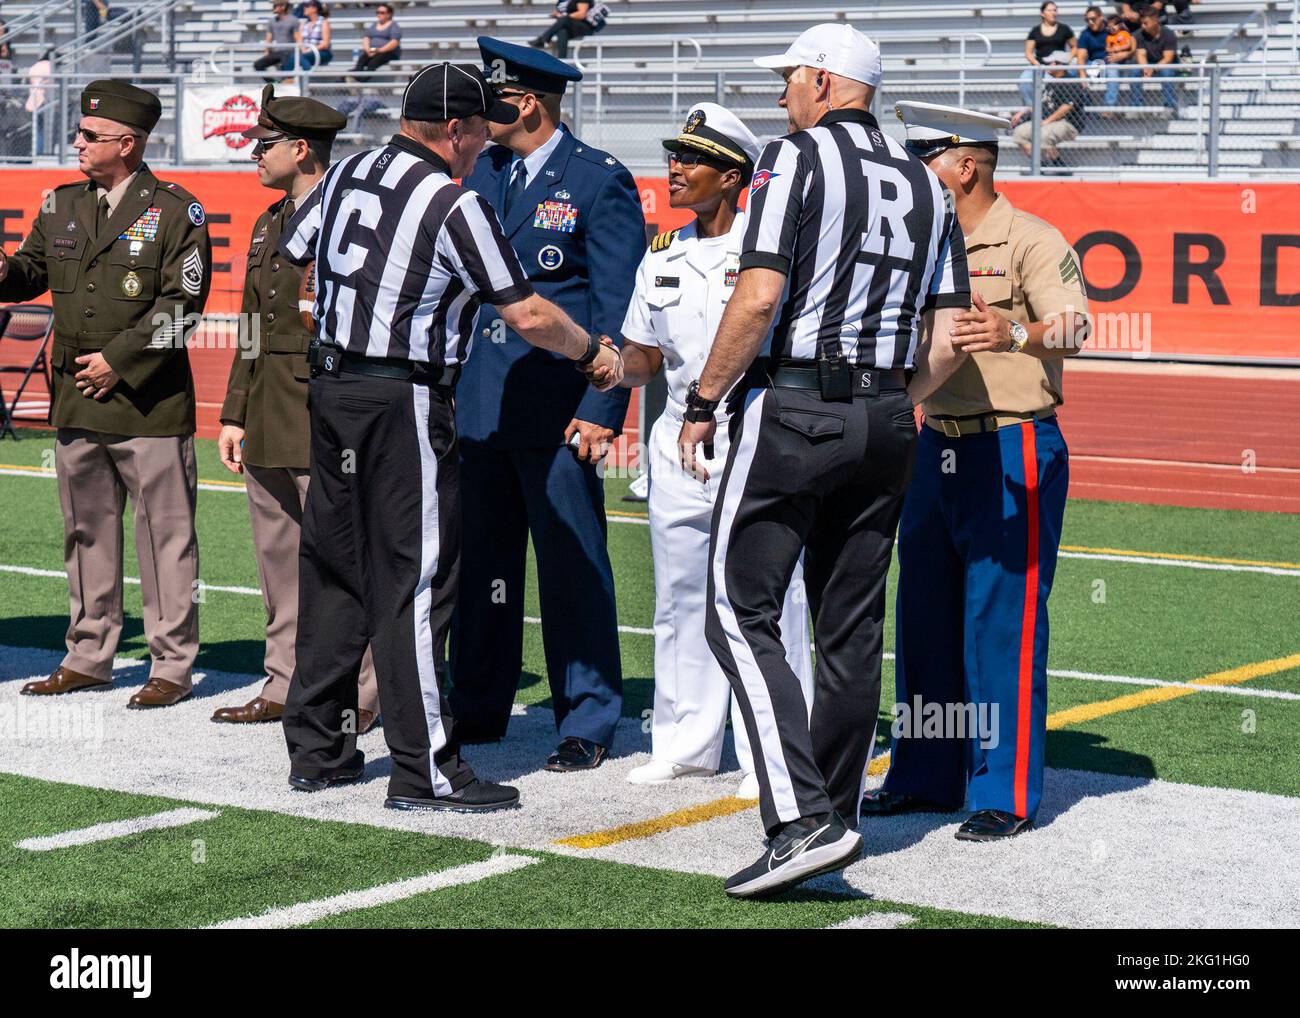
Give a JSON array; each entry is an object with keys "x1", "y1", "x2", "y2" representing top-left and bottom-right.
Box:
[{"x1": 1014, "y1": 421, "x2": 1039, "y2": 820}]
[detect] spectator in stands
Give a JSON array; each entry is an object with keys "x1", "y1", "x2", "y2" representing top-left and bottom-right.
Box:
[
  {"x1": 1115, "y1": 2, "x2": 1142, "y2": 33},
  {"x1": 253, "y1": 2, "x2": 298, "y2": 76},
  {"x1": 1010, "y1": 50, "x2": 1088, "y2": 165},
  {"x1": 25, "y1": 48, "x2": 52, "y2": 155},
  {"x1": 353, "y1": 3, "x2": 401, "y2": 73},
  {"x1": 1019, "y1": 3, "x2": 1076, "y2": 107},
  {"x1": 283, "y1": 0, "x2": 332, "y2": 71},
  {"x1": 1076, "y1": 6, "x2": 1109, "y2": 70},
  {"x1": 530, "y1": 1, "x2": 608, "y2": 60},
  {"x1": 1133, "y1": 6, "x2": 1179, "y2": 109},
  {"x1": 83, "y1": 0, "x2": 110, "y2": 33},
  {"x1": 1101, "y1": 12, "x2": 1137, "y2": 107}
]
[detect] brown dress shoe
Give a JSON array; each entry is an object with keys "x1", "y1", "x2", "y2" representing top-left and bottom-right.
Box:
[
  {"x1": 21, "y1": 666, "x2": 111, "y2": 696},
  {"x1": 358, "y1": 709, "x2": 378, "y2": 734},
  {"x1": 211, "y1": 697, "x2": 283, "y2": 724},
  {"x1": 127, "y1": 678, "x2": 191, "y2": 709}
]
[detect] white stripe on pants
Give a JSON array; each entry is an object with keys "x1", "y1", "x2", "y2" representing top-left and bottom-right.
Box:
[
  {"x1": 648, "y1": 412, "x2": 813, "y2": 772},
  {"x1": 412, "y1": 385, "x2": 453, "y2": 797}
]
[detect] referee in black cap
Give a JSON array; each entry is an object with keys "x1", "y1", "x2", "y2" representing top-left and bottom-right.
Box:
[{"x1": 279, "y1": 63, "x2": 623, "y2": 812}]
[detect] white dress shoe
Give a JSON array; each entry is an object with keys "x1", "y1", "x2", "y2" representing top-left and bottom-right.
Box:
[
  {"x1": 626, "y1": 759, "x2": 715, "y2": 785},
  {"x1": 736, "y1": 771, "x2": 760, "y2": 799}
]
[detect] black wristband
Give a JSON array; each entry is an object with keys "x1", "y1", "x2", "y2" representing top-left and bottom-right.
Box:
[
  {"x1": 575, "y1": 331, "x2": 603, "y2": 368},
  {"x1": 684, "y1": 379, "x2": 720, "y2": 422}
]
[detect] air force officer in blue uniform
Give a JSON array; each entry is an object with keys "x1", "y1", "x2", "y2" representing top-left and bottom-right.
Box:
[{"x1": 452, "y1": 37, "x2": 646, "y2": 771}]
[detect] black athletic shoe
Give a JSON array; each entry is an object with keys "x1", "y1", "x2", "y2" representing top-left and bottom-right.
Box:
[
  {"x1": 860, "y1": 790, "x2": 958, "y2": 816},
  {"x1": 288, "y1": 751, "x2": 365, "y2": 792},
  {"x1": 545, "y1": 736, "x2": 607, "y2": 772},
  {"x1": 955, "y1": 809, "x2": 1034, "y2": 842},
  {"x1": 724, "y1": 812, "x2": 862, "y2": 899},
  {"x1": 384, "y1": 778, "x2": 520, "y2": 813}
]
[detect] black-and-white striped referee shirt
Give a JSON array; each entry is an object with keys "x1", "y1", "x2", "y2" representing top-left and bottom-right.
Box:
[
  {"x1": 742, "y1": 108, "x2": 970, "y2": 371},
  {"x1": 280, "y1": 133, "x2": 534, "y2": 367}
]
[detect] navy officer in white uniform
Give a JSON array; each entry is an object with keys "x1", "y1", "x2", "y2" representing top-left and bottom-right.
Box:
[{"x1": 619, "y1": 104, "x2": 814, "y2": 796}]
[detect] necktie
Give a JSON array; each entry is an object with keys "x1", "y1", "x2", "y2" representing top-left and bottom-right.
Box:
[
  {"x1": 98, "y1": 195, "x2": 111, "y2": 230},
  {"x1": 505, "y1": 161, "x2": 527, "y2": 216}
]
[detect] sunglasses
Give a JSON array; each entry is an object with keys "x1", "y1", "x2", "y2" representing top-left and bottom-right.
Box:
[
  {"x1": 76, "y1": 127, "x2": 134, "y2": 144},
  {"x1": 667, "y1": 149, "x2": 735, "y2": 172},
  {"x1": 253, "y1": 135, "x2": 299, "y2": 157}
]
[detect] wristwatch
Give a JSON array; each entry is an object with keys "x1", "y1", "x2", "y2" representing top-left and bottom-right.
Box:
[
  {"x1": 575, "y1": 331, "x2": 604, "y2": 368},
  {"x1": 684, "y1": 380, "x2": 719, "y2": 422},
  {"x1": 1007, "y1": 320, "x2": 1029, "y2": 354}
]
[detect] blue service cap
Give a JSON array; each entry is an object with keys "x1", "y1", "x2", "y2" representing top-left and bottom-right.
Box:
[{"x1": 477, "y1": 36, "x2": 583, "y2": 96}]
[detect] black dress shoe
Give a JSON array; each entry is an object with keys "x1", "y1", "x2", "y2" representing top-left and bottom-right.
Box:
[
  {"x1": 288, "y1": 751, "x2": 365, "y2": 792},
  {"x1": 545, "y1": 736, "x2": 607, "y2": 772},
  {"x1": 955, "y1": 809, "x2": 1033, "y2": 842},
  {"x1": 385, "y1": 778, "x2": 519, "y2": 813},
  {"x1": 860, "y1": 790, "x2": 958, "y2": 816}
]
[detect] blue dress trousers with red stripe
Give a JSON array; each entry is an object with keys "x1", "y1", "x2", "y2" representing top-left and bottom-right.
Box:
[{"x1": 883, "y1": 417, "x2": 1068, "y2": 821}]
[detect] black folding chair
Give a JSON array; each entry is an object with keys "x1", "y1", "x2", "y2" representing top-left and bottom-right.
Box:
[{"x1": 0, "y1": 304, "x2": 55, "y2": 440}]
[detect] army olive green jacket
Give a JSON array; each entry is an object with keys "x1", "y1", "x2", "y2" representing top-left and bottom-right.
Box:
[
  {"x1": 219, "y1": 194, "x2": 313, "y2": 469},
  {"x1": 0, "y1": 165, "x2": 212, "y2": 436}
]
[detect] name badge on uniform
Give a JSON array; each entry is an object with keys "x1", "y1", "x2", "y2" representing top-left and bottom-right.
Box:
[
  {"x1": 533, "y1": 201, "x2": 578, "y2": 233},
  {"x1": 53, "y1": 237, "x2": 77, "y2": 249},
  {"x1": 654, "y1": 275, "x2": 680, "y2": 288}
]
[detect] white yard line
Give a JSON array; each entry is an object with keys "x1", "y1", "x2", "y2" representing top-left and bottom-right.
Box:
[
  {"x1": 2, "y1": 645, "x2": 1297, "y2": 930},
  {"x1": 204, "y1": 854, "x2": 539, "y2": 929},
  {"x1": 16, "y1": 808, "x2": 220, "y2": 851},
  {"x1": 827, "y1": 912, "x2": 917, "y2": 930},
  {"x1": 1056, "y1": 550, "x2": 1300, "y2": 578}
]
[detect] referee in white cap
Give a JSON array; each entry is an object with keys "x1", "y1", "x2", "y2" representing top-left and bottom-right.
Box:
[
  {"x1": 278, "y1": 63, "x2": 623, "y2": 812},
  {"x1": 677, "y1": 24, "x2": 972, "y2": 898},
  {"x1": 618, "y1": 103, "x2": 814, "y2": 796}
]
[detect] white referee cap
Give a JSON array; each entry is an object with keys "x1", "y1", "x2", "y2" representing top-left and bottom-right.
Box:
[
  {"x1": 895, "y1": 101, "x2": 1010, "y2": 156},
  {"x1": 753, "y1": 23, "x2": 883, "y2": 88}
]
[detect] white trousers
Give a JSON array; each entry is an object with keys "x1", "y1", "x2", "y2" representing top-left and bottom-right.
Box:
[{"x1": 647, "y1": 412, "x2": 815, "y2": 773}]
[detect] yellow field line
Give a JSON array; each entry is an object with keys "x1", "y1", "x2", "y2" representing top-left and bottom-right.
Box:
[
  {"x1": 1046, "y1": 652, "x2": 1300, "y2": 729},
  {"x1": 554, "y1": 795, "x2": 758, "y2": 849},
  {"x1": 1059, "y1": 544, "x2": 1300, "y2": 572},
  {"x1": 559, "y1": 652, "x2": 1300, "y2": 850},
  {"x1": 605, "y1": 508, "x2": 649, "y2": 520}
]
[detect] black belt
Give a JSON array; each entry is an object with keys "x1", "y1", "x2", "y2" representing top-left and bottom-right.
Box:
[
  {"x1": 747, "y1": 359, "x2": 909, "y2": 396},
  {"x1": 309, "y1": 343, "x2": 459, "y2": 388}
]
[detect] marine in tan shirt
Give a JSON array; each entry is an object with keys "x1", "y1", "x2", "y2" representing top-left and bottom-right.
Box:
[
  {"x1": 212, "y1": 86, "x2": 380, "y2": 729},
  {"x1": 868, "y1": 102, "x2": 1088, "y2": 842}
]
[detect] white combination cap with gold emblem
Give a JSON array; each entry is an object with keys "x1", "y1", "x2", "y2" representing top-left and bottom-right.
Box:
[
  {"x1": 895, "y1": 100, "x2": 1011, "y2": 158},
  {"x1": 662, "y1": 102, "x2": 762, "y2": 169}
]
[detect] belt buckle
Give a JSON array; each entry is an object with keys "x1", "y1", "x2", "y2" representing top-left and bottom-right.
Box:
[{"x1": 939, "y1": 418, "x2": 962, "y2": 439}]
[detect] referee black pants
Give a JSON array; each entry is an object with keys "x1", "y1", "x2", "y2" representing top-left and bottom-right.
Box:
[
  {"x1": 284, "y1": 374, "x2": 475, "y2": 799},
  {"x1": 706, "y1": 383, "x2": 917, "y2": 837}
]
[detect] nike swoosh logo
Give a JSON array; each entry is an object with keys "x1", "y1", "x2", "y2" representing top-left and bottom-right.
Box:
[{"x1": 770, "y1": 824, "x2": 830, "y2": 868}]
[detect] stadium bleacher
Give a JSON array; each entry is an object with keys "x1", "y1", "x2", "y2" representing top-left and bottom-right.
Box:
[{"x1": 0, "y1": 0, "x2": 1297, "y2": 172}]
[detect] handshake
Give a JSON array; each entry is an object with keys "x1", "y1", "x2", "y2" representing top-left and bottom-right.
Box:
[{"x1": 578, "y1": 334, "x2": 624, "y2": 392}]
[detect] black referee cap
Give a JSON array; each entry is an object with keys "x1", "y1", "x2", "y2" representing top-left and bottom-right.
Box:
[{"x1": 402, "y1": 63, "x2": 518, "y2": 125}]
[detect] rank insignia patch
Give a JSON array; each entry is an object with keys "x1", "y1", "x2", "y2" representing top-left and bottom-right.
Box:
[
  {"x1": 182, "y1": 248, "x2": 204, "y2": 297},
  {"x1": 533, "y1": 201, "x2": 578, "y2": 233},
  {"x1": 119, "y1": 207, "x2": 161, "y2": 243}
]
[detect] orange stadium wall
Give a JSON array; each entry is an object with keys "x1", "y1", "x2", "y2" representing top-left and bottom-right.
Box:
[{"x1": 1, "y1": 171, "x2": 1297, "y2": 441}]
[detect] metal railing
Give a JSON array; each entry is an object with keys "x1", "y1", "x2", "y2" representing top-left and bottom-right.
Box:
[
  {"x1": 49, "y1": 0, "x2": 186, "y2": 74},
  {"x1": 3, "y1": 63, "x2": 1298, "y2": 178},
  {"x1": 0, "y1": 0, "x2": 79, "y2": 53}
]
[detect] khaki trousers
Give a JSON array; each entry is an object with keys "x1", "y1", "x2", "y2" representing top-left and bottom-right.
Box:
[
  {"x1": 56, "y1": 429, "x2": 199, "y2": 688},
  {"x1": 244, "y1": 463, "x2": 379, "y2": 713}
]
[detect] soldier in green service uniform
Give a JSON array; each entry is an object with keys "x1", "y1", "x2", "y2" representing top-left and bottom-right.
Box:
[
  {"x1": 0, "y1": 80, "x2": 211, "y2": 709},
  {"x1": 212, "y1": 85, "x2": 380, "y2": 731}
]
